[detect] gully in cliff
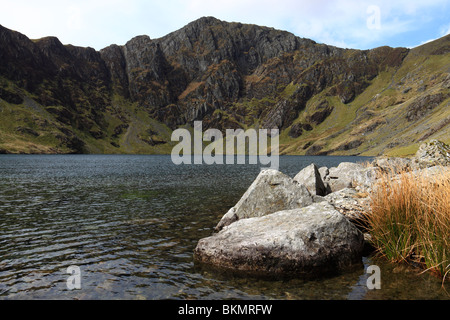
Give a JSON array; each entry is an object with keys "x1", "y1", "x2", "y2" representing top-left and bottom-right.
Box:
[{"x1": 171, "y1": 121, "x2": 279, "y2": 170}]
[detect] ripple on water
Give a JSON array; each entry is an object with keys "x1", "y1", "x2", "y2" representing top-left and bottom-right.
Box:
[{"x1": 0, "y1": 155, "x2": 448, "y2": 300}]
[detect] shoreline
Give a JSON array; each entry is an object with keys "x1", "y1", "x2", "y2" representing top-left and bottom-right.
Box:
[{"x1": 194, "y1": 140, "x2": 450, "y2": 284}]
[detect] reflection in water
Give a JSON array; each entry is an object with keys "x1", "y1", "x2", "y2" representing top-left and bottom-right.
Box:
[{"x1": 0, "y1": 155, "x2": 448, "y2": 300}]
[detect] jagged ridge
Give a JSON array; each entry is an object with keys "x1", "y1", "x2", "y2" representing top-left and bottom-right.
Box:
[{"x1": 0, "y1": 17, "x2": 449, "y2": 155}]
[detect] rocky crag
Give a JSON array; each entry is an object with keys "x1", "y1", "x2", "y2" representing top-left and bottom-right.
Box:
[
  {"x1": 0, "y1": 17, "x2": 449, "y2": 155},
  {"x1": 194, "y1": 140, "x2": 450, "y2": 277}
]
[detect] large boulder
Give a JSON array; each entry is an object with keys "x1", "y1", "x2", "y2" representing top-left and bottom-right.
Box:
[
  {"x1": 293, "y1": 163, "x2": 327, "y2": 196},
  {"x1": 214, "y1": 169, "x2": 313, "y2": 231},
  {"x1": 324, "y1": 162, "x2": 378, "y2": 193},
  {"x1": 195, "y1": 202, "x2": 365, "y2": 277},
  {"x1": 318, "y1": 166, "x2": 329, "y2": 180}
]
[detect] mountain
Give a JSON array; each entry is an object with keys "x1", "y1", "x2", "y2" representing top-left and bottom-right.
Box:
[{"x1": 0, "y1": 17, "x2": 449, "y2": 155}]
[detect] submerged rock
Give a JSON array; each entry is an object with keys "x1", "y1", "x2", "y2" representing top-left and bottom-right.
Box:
[
  {"x1": 214, "y1": 169, "x2": 313, "y2": 231},
  {"x1": 195, "y1": 202, "x2": 364, "y2": 277}
]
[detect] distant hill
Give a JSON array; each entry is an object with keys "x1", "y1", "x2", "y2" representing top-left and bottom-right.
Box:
[{"x1": 0, "y1": 17, "x2": 449, "y2": 155}]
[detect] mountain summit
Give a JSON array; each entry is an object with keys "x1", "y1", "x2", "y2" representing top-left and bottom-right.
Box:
[{"x1": 0, "y1": 17, "x2": 449, "y2": 155}]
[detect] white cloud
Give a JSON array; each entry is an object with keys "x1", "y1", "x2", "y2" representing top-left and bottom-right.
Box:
[
  {"x1": 179, "y1": 0, "x2": 447, "y2": 49},
  {"x1": 0, "y1": 0, "x2": 448, "y2": 50},
  {"x1": 440, "y1": 23, "x2": 450, "y2": 37}
]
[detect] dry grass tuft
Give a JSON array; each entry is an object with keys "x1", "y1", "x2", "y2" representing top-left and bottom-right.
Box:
[{"x1": 364, "y1": 166, "x2": 450, "y2": 284}]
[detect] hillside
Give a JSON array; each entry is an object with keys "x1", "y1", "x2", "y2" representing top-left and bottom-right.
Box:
[{"x1": 0, "y1": 17, "x2": 449, "y2": 155}]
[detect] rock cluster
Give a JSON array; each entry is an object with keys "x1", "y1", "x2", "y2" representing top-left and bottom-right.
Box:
[
  {"x1": 413, "y1": 139, "x2": 450, "y2": 167},
  {"x1": 195, "y1": 161, "x2": 374, "y2": 277},
  {"x1": 194, "y1": 140, "x2": 450, "y2": 278},
  {"x1": 372, "y1": 140, "x2": 450, "y2": 171}
]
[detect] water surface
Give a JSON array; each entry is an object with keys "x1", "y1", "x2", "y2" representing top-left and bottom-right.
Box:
[{"x1": 0, "y1": 155, "x2": 448, "y2": 300}]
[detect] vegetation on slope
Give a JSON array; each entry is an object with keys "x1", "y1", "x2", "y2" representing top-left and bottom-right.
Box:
[{"x1": 0, "y1": 19, "x2": 449, "y2": 155}]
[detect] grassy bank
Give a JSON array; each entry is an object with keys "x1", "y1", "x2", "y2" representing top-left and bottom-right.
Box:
[{"x1": 364, "y1": 166, "x2": 449, "y2": 284}]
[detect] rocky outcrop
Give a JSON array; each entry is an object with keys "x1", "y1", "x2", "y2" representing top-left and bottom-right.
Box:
[
  {"x1": 372, "y1": 156, "x2": 412, "y2": 173},
  {"x1": 196, "y1": 163, "x2": 371, "y2": 277},
  {"x1": 371, "y1": 140, "x2": 450, "y2": 172},
  {"x1": 100, "y1": 44, "x2": 130, "y2": 98},
  {"x1": 195, "y1": 202, "x2": 364, "y2": 277},
  {"x1": 195, "y1": 140, "x2": 450, "y2": 278},
  {"x1": 406, "y1": 93, "x2": 449, "y2": 122},
  {"x1": 413, "y1": 139, "x2": 450, "y2": 168},
  {"x1": 214, "y1": 169, "x2": 313, "y2": 231},
  {"x1": 323, "y1": 188, "x2": 370, "y2": 229}
]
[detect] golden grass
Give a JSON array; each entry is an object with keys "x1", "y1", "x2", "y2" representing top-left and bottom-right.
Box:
[
  {"x1": 364, "y1": 166, "x2": 450, "y2": 284},
  {"x1": 178, "y1": 81, "x2": 205, "y2": 100}
]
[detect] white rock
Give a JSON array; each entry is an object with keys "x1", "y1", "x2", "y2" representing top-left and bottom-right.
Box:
[
  {"x1": 195, "y1": 202, "x2": 364, "y2": 276},
  {"x1": 293, "y1": 163, "x2": 327, "y2": 196},
  {"x1": 215, "y1": 169, "x2": 313, "y2": 231}
]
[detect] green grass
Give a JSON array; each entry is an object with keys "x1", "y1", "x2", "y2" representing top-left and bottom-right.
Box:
[
  {"x1": 384, "y1": 144, "x2": 420, "y2": 157},
  {"x1": 1, "y1": 38, "x2": 449, "y2": 156}
]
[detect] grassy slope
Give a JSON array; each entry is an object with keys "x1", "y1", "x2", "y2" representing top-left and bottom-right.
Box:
[
  {"x1": 278, "y1": 38, "x2": 450, "y2": 157},
  {"x1": 0, "y1": 79, "x2": 70, "y2": 154},
  {"x1": 0, "y1": 36, "x2": 449, "y2": 156},
  {"x1": 0, "y1": 82, "x2": 176, "y2": 154}
]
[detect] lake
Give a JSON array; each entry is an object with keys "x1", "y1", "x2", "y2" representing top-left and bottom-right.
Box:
[{"x1": 0, "y1": 155, "x2": 448, "y2": 300}]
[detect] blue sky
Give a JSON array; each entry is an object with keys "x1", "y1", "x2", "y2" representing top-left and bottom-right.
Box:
[{"x1": 0, "y1": 0, "x2": 449, "y2": 51}]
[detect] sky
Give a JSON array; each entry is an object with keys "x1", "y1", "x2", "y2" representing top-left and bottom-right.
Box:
[{"x1": 0, "y1": 0, "x2": 449, "y2": 51}]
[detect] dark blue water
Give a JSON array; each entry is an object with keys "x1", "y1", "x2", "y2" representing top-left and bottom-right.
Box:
[{"x1": 0, "y1": 155, "x2": 448, "y2": 300}]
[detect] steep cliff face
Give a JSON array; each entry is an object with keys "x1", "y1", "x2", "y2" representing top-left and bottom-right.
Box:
[
  {"x1": 0, "y1": 17, "x2": 449, "y2": 155},
  {"x1": 99, "y1": 17, "x2": 319, "y2": 129},
  {"x1": 99, "y1": 17, "x2": 409, "y2": 132},
  {"x1": 0, "y1": 24, "x2": 114, "y2": 153}
]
